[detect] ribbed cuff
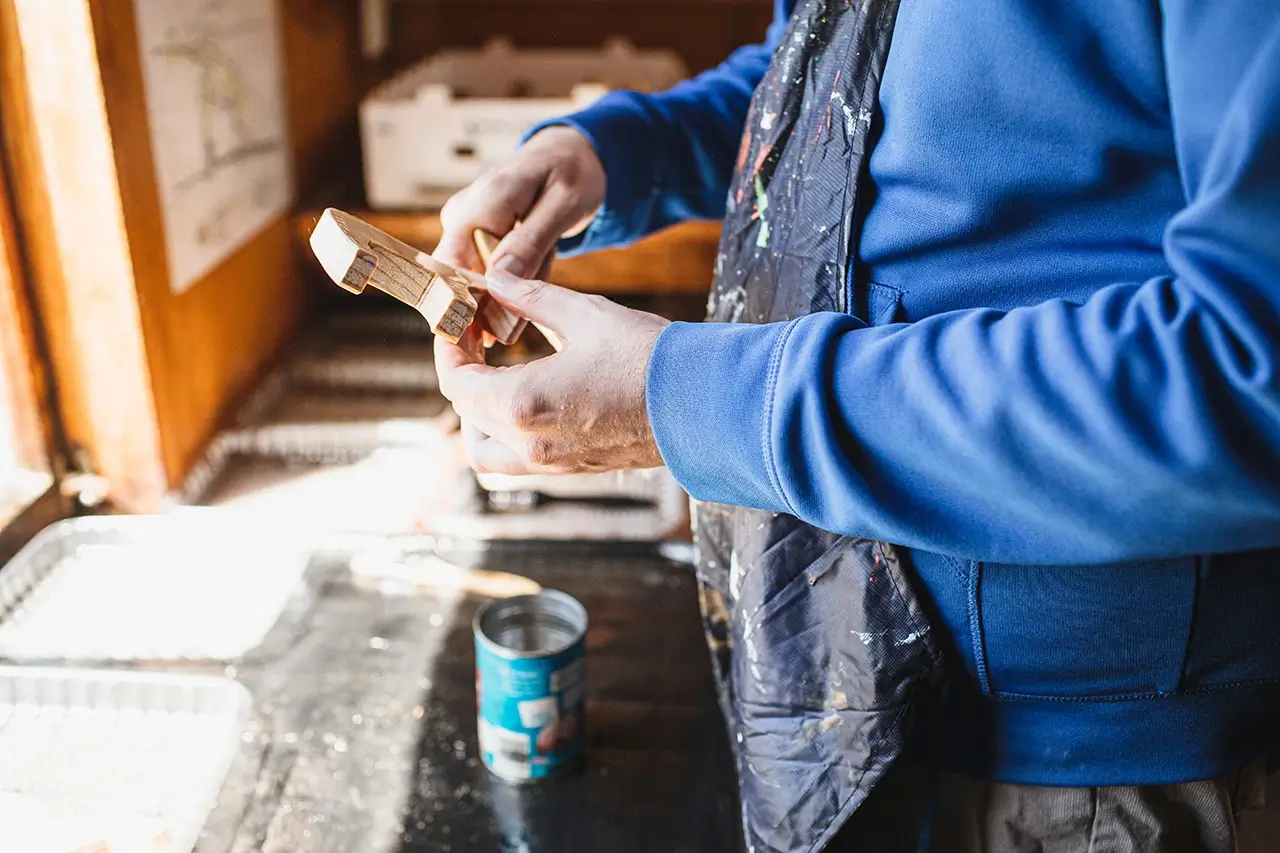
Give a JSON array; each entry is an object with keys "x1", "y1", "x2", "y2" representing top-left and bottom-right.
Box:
[{"x1": 645, "y1": 320, "x2": 796, "y2": 513}]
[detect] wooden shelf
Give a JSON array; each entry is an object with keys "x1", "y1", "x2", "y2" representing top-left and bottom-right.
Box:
[{"x1": 292, "y1": 205, "x2": 720, "y2": 296}]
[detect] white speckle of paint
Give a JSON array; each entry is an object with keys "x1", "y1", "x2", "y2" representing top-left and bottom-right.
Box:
[
  {"x1": 746, "y1": 758, "x2": 783, "y2": 788},
  {"x1": 729, "y1": 552, "x2": 744, "y2": 602},
  {"x1": 429, "y1": 613, "x2": 445, "y2": 627},
  {"x1": 829, "y1": 91, "x2": 861, "y2": 137},
  {"x1": 761, "y1": 111, "x2": 777, "y2": 131},
  {"x1": 720, "y1": 286, "x2": 747, "y2": 323},
  {"x1": 858, "y1": 107, "x2": 873, "y2": 127},
  {"x1": 369, "y1": 637, "x2": 389, "y2": 650},
  {"x1": 841, "y1": 103, "x2": 857, "y2": 137},
  {"x1": 853, "y1": 631, "x2": 876, "y2": 646},
  {"x1": 898, "y1": 629, "x2": 926, "y2": 645},
  {"x1": 753, "y1": 174, "x2": 771, "y2": 249}
]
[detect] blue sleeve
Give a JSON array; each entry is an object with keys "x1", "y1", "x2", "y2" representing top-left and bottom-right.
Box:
[
  {"x1": 646, "y1": 10, "x2": 1280, "y2": 566},
  {"x1": 525, "y1": 1, "x2": 793, "y2": 255}
]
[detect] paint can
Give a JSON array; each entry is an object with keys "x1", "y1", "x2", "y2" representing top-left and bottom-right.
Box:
[{"x1": 473, "y1": 589, "x2": 587, "y2": 783}]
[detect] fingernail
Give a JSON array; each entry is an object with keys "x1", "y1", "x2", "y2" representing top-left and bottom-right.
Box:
[
  {"x1": 486, "y1": 268, "x2": 521, "y2": 292},
  {"x1": 494, "y1": 254, "x2": 529, "y2": 278}
]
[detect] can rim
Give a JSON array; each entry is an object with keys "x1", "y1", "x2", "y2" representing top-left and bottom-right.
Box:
[{"x1": 473, "y1": 589, "x2": 588, "y2": 660}]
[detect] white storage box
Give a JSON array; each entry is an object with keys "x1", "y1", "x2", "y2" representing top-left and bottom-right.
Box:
[{"x1": 361, "y1": 37, "x2": 687, "y2": 209}]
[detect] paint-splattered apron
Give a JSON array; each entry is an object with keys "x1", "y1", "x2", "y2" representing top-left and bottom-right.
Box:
[{"x1": 694, "y1": 2, "x2": 945, "y2": 851}]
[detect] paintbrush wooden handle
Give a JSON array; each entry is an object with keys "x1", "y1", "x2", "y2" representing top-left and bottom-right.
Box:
[
  {"x1": 472, "y1": 228, "x2": 530, "y2": 346},
  {"x1": 472, "y1": 227, "x2": 568, "y2": 351}
]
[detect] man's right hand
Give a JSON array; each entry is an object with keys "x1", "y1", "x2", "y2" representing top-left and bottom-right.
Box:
[{"x1": 435, "y1": 126, "x2": 606, "y2": 279}]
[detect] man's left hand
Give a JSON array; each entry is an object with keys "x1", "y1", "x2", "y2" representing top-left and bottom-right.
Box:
[{"x1": 434, "y1": 271, "x2": 670, "y2": 475}]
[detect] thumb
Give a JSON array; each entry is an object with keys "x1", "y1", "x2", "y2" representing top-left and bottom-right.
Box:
[
  {"x1": 490, "y1": 185, "x2": 575, "y2": 278},
  {"x1": 484, "y1": 270, "x2": 576, "y2": 339}
]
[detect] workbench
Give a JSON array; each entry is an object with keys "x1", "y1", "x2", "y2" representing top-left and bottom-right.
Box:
[{"x1": 197, "y1": 541, "x2": 740, "y2": 853}]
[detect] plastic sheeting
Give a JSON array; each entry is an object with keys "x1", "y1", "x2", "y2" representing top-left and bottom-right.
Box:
[{"x1": 697, "y1": 2, "x2": 945, "y2": 851}]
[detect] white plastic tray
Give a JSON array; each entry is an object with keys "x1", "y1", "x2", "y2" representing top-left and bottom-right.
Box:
[
  {"x1": 289, "y1": 342, "x2": 438, "y2": 392},
  {"x1": 0, "y1": 666, "x2": 251, "y2": 853},
  {"x1": 236, "y1": 379, "x2": 452, "y2": 428},
  {"x1": 317, "y1": 309, "x2": 433, "y2": 343},
  {"x1": 0, "y1": 516, "x2": 309, "y2": 664},
  {"x1": 226, "y1": 363, "x2": 459, "y2": 464},
  {"x1": 170, "y1": 441, "x2": 467, "y2": 537}
]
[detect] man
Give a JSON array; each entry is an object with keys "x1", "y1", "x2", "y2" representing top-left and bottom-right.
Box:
[{"x1": 432, "y1": 1, "x2": 1280, "y2": 850}]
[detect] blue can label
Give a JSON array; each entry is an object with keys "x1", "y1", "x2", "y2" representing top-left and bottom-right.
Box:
[{"x1": 476, "y1": 642, "x2": 586, "y2": 781}]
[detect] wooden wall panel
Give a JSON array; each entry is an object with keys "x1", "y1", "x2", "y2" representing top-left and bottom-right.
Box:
[
  {"x1": 0, "y1": 149, "x2": 51, "y2": 471},
  {"x1": 92, "y1": 0, "x2": 363, "y2": 486},
  {"x1": 386, "y1": 1, "x2": 742, "y2": 78},
  {"x1": 281, "y1": 0, "x2": 365, "y2": 195},
  {"x1": 0, "y1": 0, "x2": 168, "y2": 509},
  {"x1": 2, "y1": 0, "x2": 760, "y2": 501},
  {"x1": 2, "y1": 0, "x2": 363, "y2": 502},
  {"x1": 86, "y1": 0, "x2": 302, "y2": 485}
]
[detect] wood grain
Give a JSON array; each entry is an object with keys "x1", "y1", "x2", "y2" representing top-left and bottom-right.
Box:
[
  {"x1": 295, "y1": 206, "x2": 721, "y2": 296},
  {"x1": 0, "y1": 0, "x2": 168, "y2": 510},
  {"x1": 281, "y1": 0, "x2": 366, "y2": 194},
  {"x1": 0, "y1": 0, "x2": 741, "y2": 501},
  {"x1": 88, "y1": 0, "x2": 329, "y2": 489},
  {"x1": 0, "y1": 132, "x2": 51, "y2": 471},
  {"x1": 310, "y1": 208, "x2": 478, "y2": 342},
  {"x1": 470, "y1": 227, "x2": 529, "y2": 344},
  {"x1": 1, "y1": 0, "x2": 368, "y2": 499}
]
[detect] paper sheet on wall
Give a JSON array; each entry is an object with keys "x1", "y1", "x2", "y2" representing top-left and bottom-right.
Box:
[{"x1": 133, "y1": 0, "x2": 293, "y2": 294}]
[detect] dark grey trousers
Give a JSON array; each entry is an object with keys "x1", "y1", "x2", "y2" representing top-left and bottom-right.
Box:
[{"x1": 826, "y1": 760, "x2": 1273, "y2": 853}]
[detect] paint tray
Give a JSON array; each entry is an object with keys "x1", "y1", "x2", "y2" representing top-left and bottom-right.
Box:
[
  {"x1": 0, "y1": 666, "x2": 250, "y2": 853},
  {"x1": 227, "y1": 361, "x2": 460, "y2": 461},
  {"x1": 170, "y1": 433, "x2": 469, "y2": 538},
  {"x1": 0, "y1": 515, "x2": 310, "y2": 665},
  {"x1": 288, "y1": 340, "x2": 439, "y2": 392},
  {"x1": 315, "y1": 308, "x2": 434, "y2": 343},
  {"x1": 233, "y1": 365, "x2": 453, "y2": 428}
]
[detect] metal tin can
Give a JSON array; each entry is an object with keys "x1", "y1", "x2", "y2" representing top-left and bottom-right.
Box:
[{"x1": 473, "y1": 589, "x2": 587, "y2": 783}]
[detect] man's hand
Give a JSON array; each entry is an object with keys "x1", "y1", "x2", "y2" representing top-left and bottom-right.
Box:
[
  {"x1": 434, "y1": 271, "x2": 669, "y2": 475},
  {"x1": 435, "y1": 126, "x2": 606, "y2": 279}
]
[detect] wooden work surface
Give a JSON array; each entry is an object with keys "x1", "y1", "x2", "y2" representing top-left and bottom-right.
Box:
[
  {"x1": 190, "y1": 543, "x2": 740, "y2": 853},
  {"x1": 294, "y1": 200, "x2": 722, "y2": 296}
]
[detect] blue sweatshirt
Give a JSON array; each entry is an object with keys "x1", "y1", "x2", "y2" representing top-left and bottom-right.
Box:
[{"x1": 534, "y1": 0, "x2": 1280, "y2": 783}]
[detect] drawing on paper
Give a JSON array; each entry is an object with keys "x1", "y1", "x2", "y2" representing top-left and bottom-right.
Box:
[{"x1": 134, "y1": 0, "x2": 293, "y2": 294}]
